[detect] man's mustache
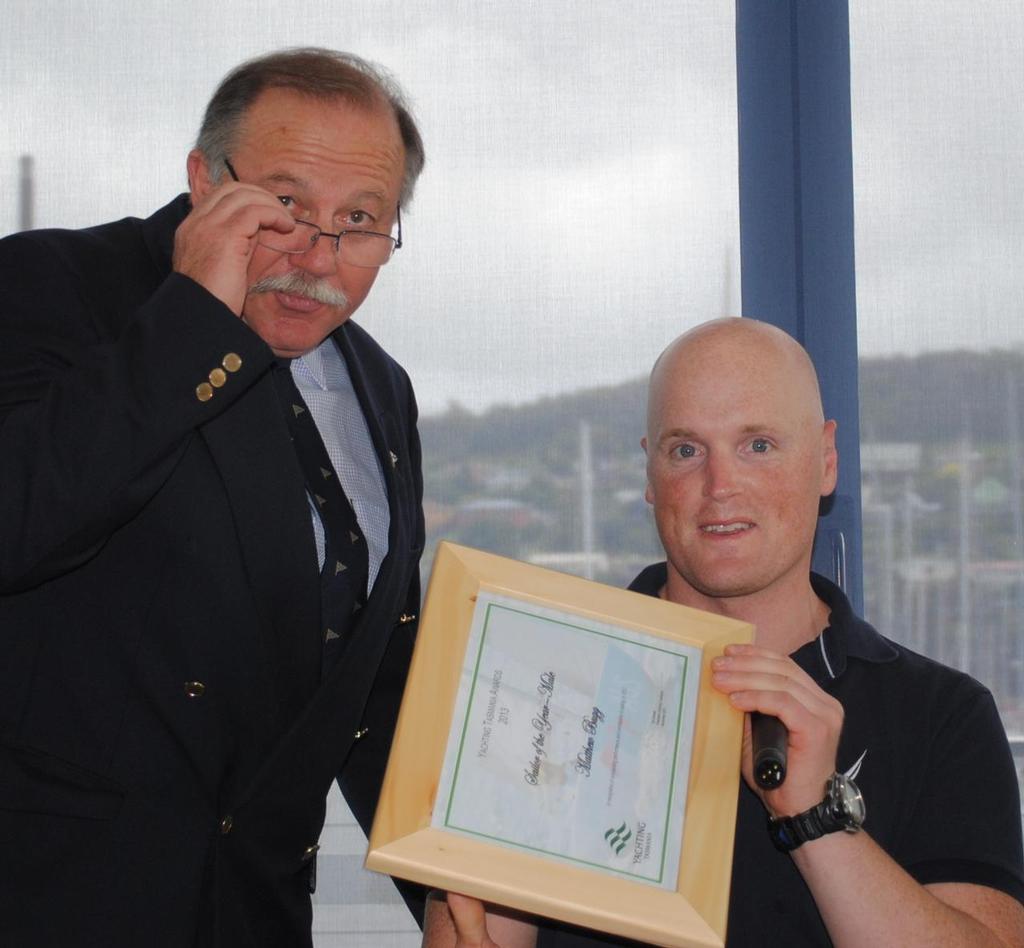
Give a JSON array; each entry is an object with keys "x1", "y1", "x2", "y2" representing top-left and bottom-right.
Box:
[{"x1": 248, "y1": 271, "x2": 349, "y2": 308}]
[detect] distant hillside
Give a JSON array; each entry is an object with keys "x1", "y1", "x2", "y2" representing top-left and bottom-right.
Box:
[
  {"x1": 858, "y1": 350, "x2": 1024, "y2": 442},
  {"x1": 420, "y1": 378, "x2": 649, "y2": 478}
]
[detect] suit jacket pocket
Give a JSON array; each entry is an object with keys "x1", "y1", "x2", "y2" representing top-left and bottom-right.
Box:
[{"x1": 0, "y1": 742, "x2": 124, "y2": 820}]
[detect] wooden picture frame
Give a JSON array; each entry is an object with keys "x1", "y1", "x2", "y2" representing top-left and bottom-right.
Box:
[{"x1": 367, "y1": 542, "x2": 752, "y2": 947}]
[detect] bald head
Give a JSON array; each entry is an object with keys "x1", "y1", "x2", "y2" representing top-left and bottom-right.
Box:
[
  {"x1": 647, "y1": 318, "x2": 825, "y2": 443},
  {"x1": 643, "y1": 317, "x2": 837, "y2": 611}
]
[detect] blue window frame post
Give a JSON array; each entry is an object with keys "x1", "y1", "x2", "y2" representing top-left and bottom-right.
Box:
[{"x1": 736, "y1": 0, "x2": 863, "y2": 611}]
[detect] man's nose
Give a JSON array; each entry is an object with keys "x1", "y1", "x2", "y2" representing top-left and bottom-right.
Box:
[
  {"x1": 703, "y1": 451, "x2": 740, "y2": 500},
  {"x1": 292, "y1": 234, "x2": 339, "y2": 276}
]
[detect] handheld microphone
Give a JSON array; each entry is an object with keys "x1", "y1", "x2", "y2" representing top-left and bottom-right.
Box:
[{"x1": 751, "y1": 712, "x2": 788, "y2": 789}]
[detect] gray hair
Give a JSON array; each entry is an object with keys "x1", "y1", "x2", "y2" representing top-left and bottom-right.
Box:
[{"x1": 195, "y1": 47, "x2": 425, "y2": 205}]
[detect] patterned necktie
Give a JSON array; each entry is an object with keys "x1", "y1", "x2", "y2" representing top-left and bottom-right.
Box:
[{"x1": 271, "y1": 360, "x2": 369, "y2": 672}]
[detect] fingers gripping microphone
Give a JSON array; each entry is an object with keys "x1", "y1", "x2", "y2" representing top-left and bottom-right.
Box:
[{"x1": 752, "y1": 713, "x2": 788, "y2": 789}]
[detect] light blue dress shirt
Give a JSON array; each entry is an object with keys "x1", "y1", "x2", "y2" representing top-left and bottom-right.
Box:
[{"x1": 291, "y1": 338, "x2": 389, "y2": 592}]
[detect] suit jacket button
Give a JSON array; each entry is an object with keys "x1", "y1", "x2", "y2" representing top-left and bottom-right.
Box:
[
  {"x1": 353, "y1": 727, "x2": 369, "y2": 740},
  {"x1": 222, "y1": 352, "x2": 243, "y2": 373},
  {"x1": 301, "y1": 843, "x2": 320, "y2": 862},
  {"x1": 196, "y1": 382, "x2": 214, "y2": 402},
  {"x1": 209, "y1": 367, "x2": 227, "y2": 388},
  {"x1": 220, "y1": 815, "x2": 233, "y2": 835},
  {"x1": 398, "y1": 613, "x2": 417, "y2": 625},
  {"x1": 183, "y1": 681, "x2": 206, "y2": 698}
]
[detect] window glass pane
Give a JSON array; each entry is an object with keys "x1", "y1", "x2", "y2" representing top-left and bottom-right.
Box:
[
  {"x1": 2, "y1": 3, "x2": 738, "y2": 944},
  {"x1": 851, "y1": 0, "x2": 1024, "y2": 814}
]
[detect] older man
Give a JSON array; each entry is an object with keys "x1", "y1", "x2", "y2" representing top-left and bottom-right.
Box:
[
  {"x1": 0, "y1": 49, "x2": 425, "y2": 946},
  {"x1": 427, "y1": 318, "x2": 1024, "y2": 946}
]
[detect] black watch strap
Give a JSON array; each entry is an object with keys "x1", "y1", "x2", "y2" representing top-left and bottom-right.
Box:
[
  {"x1": 767, "y1": 772, "x2": 865, "y2": 853},
  {"x1": 768, "y1": 804, "x2": 830, "y2": 852}
]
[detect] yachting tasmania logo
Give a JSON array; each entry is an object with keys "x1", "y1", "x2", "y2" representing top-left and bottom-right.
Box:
[{"x1": 604, "y1": 822, "x2": 632, "y2": 855}]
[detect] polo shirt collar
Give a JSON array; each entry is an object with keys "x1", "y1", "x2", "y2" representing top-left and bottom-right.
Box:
[{"x1": 798, "y1": 572, "x2": 899, "y2": 681}]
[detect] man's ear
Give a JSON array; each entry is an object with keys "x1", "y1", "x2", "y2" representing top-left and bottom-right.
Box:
[
  {"x1": 641, "y1": 436, "x2": 655, "y2": 505},
  {"x1": 186, "y1": 149, "x2": 216, "y2": 204},
  {"x1": 821, "y1": 419, "x2": 839, "y2": 496}
]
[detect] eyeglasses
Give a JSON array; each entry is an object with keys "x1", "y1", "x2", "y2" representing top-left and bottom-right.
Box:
[{"x1": 223, "y1": 158, "x2": 402, "y2": 268}]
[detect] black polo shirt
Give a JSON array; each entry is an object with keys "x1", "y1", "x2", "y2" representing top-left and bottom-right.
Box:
[{"x1": 536, "y1": 565, "x2": 1024, "y2": 947}]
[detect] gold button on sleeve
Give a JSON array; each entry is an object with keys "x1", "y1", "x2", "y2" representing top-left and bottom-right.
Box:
[
  {"x1": 196, "y1": 382, "x2": 214, "y2": 402},
  {"x1": 222, "y1": 352, "x2": 243, "y2": 373},
  {"x1": 220, "y1": 815, "x2": 233, "y2": 835},
  {"x1": 209, "y1": 367, "x2": 227, "y2": 388},
  {"x1": 183, "y1": 681, "x2": 206, "y2": 698}
]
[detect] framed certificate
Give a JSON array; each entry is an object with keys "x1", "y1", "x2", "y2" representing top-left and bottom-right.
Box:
[{"x1": 366, "y1": 542, "x2": 752, "y2": 947}]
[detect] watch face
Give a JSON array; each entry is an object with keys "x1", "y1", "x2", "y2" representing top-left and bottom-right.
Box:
[{"x1": 829, "y1": 774, "x2": 866, "y2": 828}]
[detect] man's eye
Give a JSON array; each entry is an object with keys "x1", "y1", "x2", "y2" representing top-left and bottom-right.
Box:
[
  {"x1": 276, "y1": 195, "x2": 296, "y2": 208},
  {"x1": 348, "y1": 210, "x2": 372, "y2": 228},
  {"x1": 751, "y1": 438, "x2": 771, "y2": 453},
  {"x1": 674, "y1": 444, "x2": 697, "y2": 459}
]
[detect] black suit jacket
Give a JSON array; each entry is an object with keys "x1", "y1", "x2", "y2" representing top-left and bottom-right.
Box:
[{"x1": 0, "y1": 196, "x2": 424, "y2": 946}]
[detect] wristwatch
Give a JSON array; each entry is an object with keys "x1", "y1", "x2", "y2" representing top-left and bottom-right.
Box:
[{"x1": 767, "y1": 772, "x2": 866, "y2": 852}]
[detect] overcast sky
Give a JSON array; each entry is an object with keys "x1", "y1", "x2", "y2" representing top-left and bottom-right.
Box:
[{"x1": 2, "y1": 1, "x2": 1021, "y2": 415}]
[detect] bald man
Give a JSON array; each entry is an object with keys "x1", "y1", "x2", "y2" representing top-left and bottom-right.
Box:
[{"x1": 425, "y1": 319, "x2": 1024, "y2": 947}]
